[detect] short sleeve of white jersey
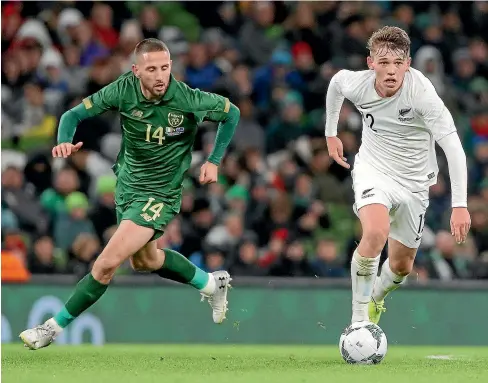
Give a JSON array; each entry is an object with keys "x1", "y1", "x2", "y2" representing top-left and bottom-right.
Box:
[
  {"x1": 413, "y1": 74, "x2": 456, "y2": 141},
  {"x1": 325, "y1": 70, "x2": 372, "y2": 136}
]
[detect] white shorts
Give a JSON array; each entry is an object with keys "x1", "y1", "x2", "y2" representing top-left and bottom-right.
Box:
[{"x1": 351, "y1": 160, "x2": 429, "y2": 249}]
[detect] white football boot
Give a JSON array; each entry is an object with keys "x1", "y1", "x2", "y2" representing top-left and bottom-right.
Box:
[
  {"x1": 201, "y1": 270, "x2": 232, "y2": 324},
  {"x1": 19, "y1": 318, "x2": 62, "y2": 350}
]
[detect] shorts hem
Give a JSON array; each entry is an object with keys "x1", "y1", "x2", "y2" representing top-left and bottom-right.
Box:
[{"x1": 388, "y1": 233, "x2": 420, "y2": 250}]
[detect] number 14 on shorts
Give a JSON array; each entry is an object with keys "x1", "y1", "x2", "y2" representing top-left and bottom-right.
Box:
[{"x1": 140, "y1": 197, "x2": 164, "y2": 222}]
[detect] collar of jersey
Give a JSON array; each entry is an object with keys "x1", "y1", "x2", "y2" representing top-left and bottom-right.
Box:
[{"x1": 136, "y1": 74, "x2": 177, "y2": 104}]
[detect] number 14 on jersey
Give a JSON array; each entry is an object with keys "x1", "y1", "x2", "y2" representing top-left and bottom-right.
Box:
[{"x1": 145, "y1": 124, "x2": 165, "y2": 145}]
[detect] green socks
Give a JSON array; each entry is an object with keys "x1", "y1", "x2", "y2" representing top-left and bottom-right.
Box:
[
  {"x1": 53, "y1": 249, "x2": 212, "y2": 329},
  {"x1": 54, "y1": 273, "x2": 108, "y2": 328},
  {"x1": 154, "y1": 248, "x2": 211, "y2": 290}
]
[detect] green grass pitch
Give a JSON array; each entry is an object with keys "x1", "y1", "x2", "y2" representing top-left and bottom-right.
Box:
[{"x1": 2, "y1": 344, "x2": 488, "y2": 383}]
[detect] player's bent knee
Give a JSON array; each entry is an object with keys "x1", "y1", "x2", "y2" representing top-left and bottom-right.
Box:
[
  {"x1": 129, "y1": 257, "x2": 154, "y2": 273},
  {"x1": 389, "y1": 257, "x2": 414, "y2": 276},
  {"x1": 129, "y1": 247, "x2": 164, "y2": 273},
  {"x1": 91, "y1": 255, "x2": 121, "y2": 283}
]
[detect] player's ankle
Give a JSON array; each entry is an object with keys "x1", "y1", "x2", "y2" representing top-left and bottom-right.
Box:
[
  {"x1": 46, "y1": 318, "x2": 64, "y2": 334},
  {"x1": 199, "y1": 273, "x2": 216, "y2": 295}
]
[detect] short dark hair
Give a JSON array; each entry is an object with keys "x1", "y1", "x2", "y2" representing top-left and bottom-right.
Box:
[
  {"x1": 367, "y1": 26, "x2": 411, "y2": 58},
  {"x1": 134, "y1": 38, "x2": 170, "y2": 56}
]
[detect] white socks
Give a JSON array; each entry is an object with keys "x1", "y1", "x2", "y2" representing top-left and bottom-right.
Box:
[
  {"x1": 199, "y1": 273, "x2": 216, "y2": 295},
  {"x1": 372, "y1": 258, "x2": 406, "y2": 302},
  {"x1": 351, "y1": 249, "x2": 380, "y2": 323},
  {"x1": 46, "y1": 318, "x2": 63, "y2": 334}
]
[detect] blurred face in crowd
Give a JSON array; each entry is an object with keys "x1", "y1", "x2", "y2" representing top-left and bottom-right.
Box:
[
  {"x1": 270, "y1": 192, "x2": 292, "y2": 223},
  {"x1": 295, "y1": 174, "x2": 312, "y2": 197},
  {"x1": 424, "y1": 25, "x2": 443, "y2": 44},
  {"x1": 189, "y1": 43, "x2": 209, "y2": 69},
  {"x1": 226, "y1": 214, "x2": 244, "y2": 238},
  {"x1": 346, "y1": 20, "x2": 365, "y2": 41},
  {"x1": 194, "y1": 208, "x2": 214, "y2": 229},
  {"x1": 295, "y1": 50, "x2": 315, "y2": 71},
  {"x1": 206, "y1": 252, "x2": 225, "y2": 271},
  {"x1": 55, "y1": 169, "x2": 79, "y2": 195},
  {"x1": 73, "y1": 234, "x2": 100, "y2": 262},
  {"x1": 239, "y1": 242, "x2": 258, "y2": 264},
  {"x1": 368, "y1": 45, "x2": 411, "y2": 97},
  {"x1": 181, "y1": 191, "x2": 194, "y2": 213},
  {"x1": 140, "y1": 5, "x2": 160, "y2": 30},
  {"x1": 338, "y1": 130, "x2": 358, "y2": 153},
  {"x1": 91, "y1": 3, "x2": 113, "y2": 29},
  {"x1": 295, "y1": 3, "x2": 315, "y2": 29},
  {"x1": 238, "y1": 98, "x2": 253, "y2": 118},
  {"x1": 316, "y1": 240, "x2": 338, "y2": 262},
  {"x1": 22, "y1": 42, "x2": 43, "y2": 72},
  {"x1": 133, "y1": 49, "x2": 172, "y2": 99},
  {"x1": 24, "y1": 83, "x2": 44, "y2": 106},
  {"x1": 251, "y1": 183, "x2": 268, "y2": 202},
  {"x1": 223, "y1": 155, "x2": 241, "y2": 180},
  {"x1": 2, "y1": 167, "x2": 23, "y2": 189},
  {"x1": 228, "y1": 197, "x2": 247, "y2": 214},
  {"x1": 244, "y1": 148, "x2": 261, "y2": 172},
  {"x1": 286, "y1": 241, "x2": 305, "y2": 261},
  {"x1": 166, "y1": 219, "x2": 182, "y2": 244},
  {"x1": 232, "y1": 65, "x2": 252, "y2": 95},
  {"x1": 475, "y1": 142, "x2": 488, "y2": 164},
  {"x1": 435, "y1": 231, "x2": 456, "y2": 257},
  {"x1": 471, "y1": 210, "x2": 487, "y2": 229},
  {"x1": 34, "y1": 236, "x2": 54, "y2": 264},
  {"x1": 469, "y1": 39, "x2": 488, "y2": 63},
  {"x1": 395, "y1": 5, "x2": 414, "y2": 26},
  {"x1": 443, "y1": 12, "x2": 461, "y2": 32},
  {"x1": 100, "y1": 191, "x2": 115, "y2": 207},
  {"x1": 70, "y1": 207, "x2": 88, "y2": 220},
  {"x1": 64, "y1": 45, "x2": 81, "y2": 67},
  {"x1": 311, "y1": 150, "x2": 331, "y2": 173},
  {"x1": 254, "y1": 2, "x2": 274, "y2": 27},
  {"x1": 455, "y1": 58, "x2": 475, "y2": 79},
  {"x1": 282, "y1": 101, "x2": 302, "y2": 123},
  {"x1": 73, "y1": 21, "x2": 94, "y2": 47},
  {"x1": 269, "y1": 237, "x2": 285, "y2": 254},
  {"x1": 481, "y1": 186, "x2": 488, "y2": 202},
  {"x1": 2, "y1": 54, "x2": 20, "y2": 83}
]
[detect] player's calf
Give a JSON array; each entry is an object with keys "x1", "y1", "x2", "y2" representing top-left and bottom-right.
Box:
[
  {"x1": 351, "y1": 204, "x2": 389, "y2": 323},
  {"x1": 372, "y1": 239, "x2": 416, "y2": 304},
  {"x1": 19, "y1": 221, "x2": 154, "y2": 350},
  {"x1": 147, "y1": 247, "x2": 232, "y2": 323}
]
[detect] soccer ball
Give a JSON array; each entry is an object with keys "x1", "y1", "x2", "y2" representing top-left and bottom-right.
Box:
[{"x1": 339, "y1": 321, "x2": 388, "y2": 364}]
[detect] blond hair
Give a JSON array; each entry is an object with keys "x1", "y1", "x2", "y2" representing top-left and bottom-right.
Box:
[{"x1": 367, "y1": 26, "x2": 411, "y2": 58}]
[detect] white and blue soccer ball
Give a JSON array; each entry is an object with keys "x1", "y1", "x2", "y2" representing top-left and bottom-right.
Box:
[{"x1": 339, "y1": 321, "x2": 388, "y2": 364}]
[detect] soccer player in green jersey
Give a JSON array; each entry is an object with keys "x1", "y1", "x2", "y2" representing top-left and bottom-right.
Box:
[{"x1": 20, "y1": 38, "x2": 240, "y2": 350}]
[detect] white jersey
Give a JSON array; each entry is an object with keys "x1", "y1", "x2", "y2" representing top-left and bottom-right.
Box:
[{"x1": 325, "y1": 68, "x2": 457, "y2": 193}]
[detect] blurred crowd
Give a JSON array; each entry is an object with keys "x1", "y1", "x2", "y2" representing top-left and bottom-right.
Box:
[{"x1": 2, "y1": 1, "x2": 488, "y2": 283}]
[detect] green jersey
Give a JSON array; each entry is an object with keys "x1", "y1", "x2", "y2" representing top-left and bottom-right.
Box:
[{"x1": 82, "y1": 72, "x2": 231, "y2": 205}]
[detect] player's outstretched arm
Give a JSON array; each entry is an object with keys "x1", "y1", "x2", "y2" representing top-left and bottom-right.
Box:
[
  {"x1": 416, "y1": 82, "x2": 470, "y2": 243},
  {"x1": 53, "y1": 103, "x2": 91, "y2": 158},
  {"x1": 200, "y1": 102, "x2": 240, "y2": 184},
  {"x1": 437, "y1": 133, "x2": 471, "y2": 244},
  {"x1": 325, "y1": 70, "x2": 350, "y2": 169},
  {"x1": 54, "y1": 81, "x2": 120, "y2": 158}
]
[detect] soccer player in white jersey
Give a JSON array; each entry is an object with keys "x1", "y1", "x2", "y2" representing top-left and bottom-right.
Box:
[{"x1": 325, "y1": 26, "x2": 471, "y2": 324}]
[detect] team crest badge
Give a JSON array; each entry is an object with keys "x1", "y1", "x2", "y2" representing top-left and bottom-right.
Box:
[{"x1": 168, "y1": 112, "x2": 184, "y2": 127}]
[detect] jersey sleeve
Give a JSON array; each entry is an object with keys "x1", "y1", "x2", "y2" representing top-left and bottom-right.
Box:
[
  {"x1": 414, "y1": 79, "x2": 456, "y2": 141},
  {"x1": 82, "y1": 80, "x2": 121, "y2": 116},
  {"x1": 189, "y1": 89, "x2": 231, "y2": 123},
  {"x1": 325, "y1": 70, "x2": 365, "y2": 136}
]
